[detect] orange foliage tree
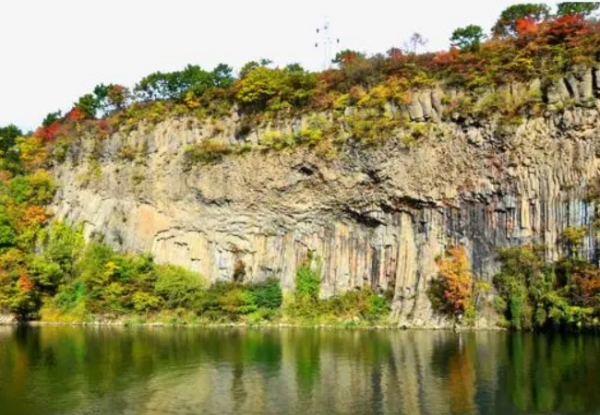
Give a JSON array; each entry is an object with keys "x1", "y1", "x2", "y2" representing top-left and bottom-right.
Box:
[{"x1": 429, "y1": 246, "x2": 474, "y2": 317}]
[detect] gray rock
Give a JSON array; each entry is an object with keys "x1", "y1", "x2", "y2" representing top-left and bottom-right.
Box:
[
  {"x1": 431, "y1": 90, "x2": 444, "y2": 117},
  {"x1": 418, "y1": 91, "x2": 434, "y2": 120},
  {"x1": 407, "y1": 94, "x2": 424, "y2": 121},
  {"x1": 581, "y1": 68, "x2": 594, "y2": 101}
]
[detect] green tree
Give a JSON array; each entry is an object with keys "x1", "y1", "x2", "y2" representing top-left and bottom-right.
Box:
[
  {"x1": 493, "y1": 245, "x2": 552, "y2": 329},
  {"x1": 295, "y1": 261, "x2": 320, "y2": 302},
  {"x1": 556, "y1": 2, "x2": 599, "y2": 17},
  {"x1": 332, "y1": 49, "x2": 365, "y2": 65},
  {"x1": 8, "y1": 171, "x2": 56, "y2": 205},
  {"x1": 0, "y1": 220, "x2": 17, "y2": 250},
  {"x1": 450, "y1": 25, "x2": 485, "y2": 51},
  {"x1": 75, "y1": 93, "x2": 99, "y2": 119},
  {"x1": 135, "y1": 64, "x2": 234, "y2": 102},
  {"x1": 0, "y1": 124, "x2": 22, "y2": 153},
  {"x1": 492, "y1": 4, "x2": 551, "y2": 37},
  {"x1": 94, "y1": 84, "x2": 130, "y2": 113},
  {"x1": 42, "y1": 222, "x2": 85, "y2": 278},
  {"x1": 211, "y1": 63, "x2": 234, "y2": 88},
  {"x1": 41, "y1": 111, "x2": 62, "y2": 128},
  {"x1": 239, "y1": 59, "x2": 272, "y2": 78},
  {"x1": 134, "y1": 71, "x2": 172, "y2": 101},
  {"x1": 235, "y1": 66, "x2": 316, "y2": 112}
]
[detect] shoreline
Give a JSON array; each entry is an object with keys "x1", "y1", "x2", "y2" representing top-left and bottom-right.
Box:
[{"x1": 1, "y1": 319, "x2": 504, "y2": 332}]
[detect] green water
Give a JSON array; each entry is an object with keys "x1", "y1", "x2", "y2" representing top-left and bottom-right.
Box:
[{"x1": 0, "y1": 327, "x2": 599, "y2": 415}]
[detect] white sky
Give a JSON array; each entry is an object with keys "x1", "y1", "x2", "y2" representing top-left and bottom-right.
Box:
[{"x1": 0, "y1": 0, "x2": 561, "y2": 131}]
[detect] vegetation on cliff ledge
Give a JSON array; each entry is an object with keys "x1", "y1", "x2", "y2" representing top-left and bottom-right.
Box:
[{"x1": 7, "y1": 3, "x2": 600, "y2": 165}]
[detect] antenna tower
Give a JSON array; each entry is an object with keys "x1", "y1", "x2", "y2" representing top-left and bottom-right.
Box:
[{"x1": 315, "y1": 17, "x2": 339, "y2": 70}]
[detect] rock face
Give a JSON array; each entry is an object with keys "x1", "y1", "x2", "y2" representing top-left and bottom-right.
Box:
[{"x1": 50, "y1": 67, "x2": 600, "y2": 327}]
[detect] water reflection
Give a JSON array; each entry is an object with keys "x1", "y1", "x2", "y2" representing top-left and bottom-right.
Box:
[{"x1": 0, "y1": 327, "x2": 599, "y2": 415}]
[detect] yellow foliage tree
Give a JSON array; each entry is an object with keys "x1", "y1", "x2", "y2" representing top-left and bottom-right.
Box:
[{"x1": 435, "y1": 246, "x2": 473, "y2": 316}]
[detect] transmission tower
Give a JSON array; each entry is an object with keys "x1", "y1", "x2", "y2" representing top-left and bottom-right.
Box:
[{"x1": 315, "y1": 18, "x2": 340, "y2": 70}]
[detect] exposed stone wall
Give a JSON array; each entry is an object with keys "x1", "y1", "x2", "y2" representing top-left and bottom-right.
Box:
[{"x1": 50, "y1": 67, "x2": 600, "y2": 327}]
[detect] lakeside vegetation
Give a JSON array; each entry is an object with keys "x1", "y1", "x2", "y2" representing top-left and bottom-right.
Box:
[
  {"x1": 1, "y1": 3, "x2": 600, "y2": 328},
  {"x1": 428, "y1": 227, "x2": 600, "y2": 331}
]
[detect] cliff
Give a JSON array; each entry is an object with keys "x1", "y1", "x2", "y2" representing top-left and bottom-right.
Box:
[{"x1": 50, "y1": 66, "x2": 600, "y2": 327}]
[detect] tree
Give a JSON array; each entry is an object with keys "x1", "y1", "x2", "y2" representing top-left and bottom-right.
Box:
[
  {"x1": 94, "y1": 84, "x2": 130, "y2": 113},
  {"x1": 557, "y1": 2, "x2": 599, "y2": 17},
  {"x1": 450, "y1": 25, "x2": 485, "y2": 51},
  {"x1": 239, "y1": 59, "x2": 271, "y2": 78},
  {"x1": 235, "y1": 67, "x2": 282, "y2": 110},
  {"x1": 0, "y1": 125, "x2": 22, "y2": 153},
  {"x1": 332, "y1": 49, "x2": 365, "y2": 65},
  {"x1": 235, "y1": 66, "x2": 316, "y2": 112},
  {"x1": 211, "y1": 63, "x2": 234, "y2": 88},
  {"x1": 285, "y1": 63, "x2": 305, "y2": 73},
  {"x1": 404, "y1": 32, "x2": 428, "y2": 54},
  {"x1": 430, "y1": 246, "x2": 473, "y2": 317},
  {"x1": 135, "y1": 64, "x2": 233, "y2": 101},
  {"x1": 41, "y1": 111, "x2": 62, "y2": 128},
  {"x1": 0, "y1": 220, "x2": 17, "y2": 250},
  {"x1": 493, "y1": 245, "x2": 551, "y2": 329},
  {"x1": 74, "y1": 94, "x2": 99, "y2": 119},
  {"x1": 134, "y1": 72, "x2": 171, "y2": 101},
  {"x1": 154, "y1": 264, "x2": 205, "y2": 309},
  {"x1": 106, "y1": 85, "x2": 130, "y2": 110},
  {"x1": 492, "y1": 4, "x2": 551, "y2": 37}
]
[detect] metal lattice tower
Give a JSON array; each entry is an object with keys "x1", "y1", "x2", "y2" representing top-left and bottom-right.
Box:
[{"x1": 315, "y1": 17, "x2": 340, "y2": 70}]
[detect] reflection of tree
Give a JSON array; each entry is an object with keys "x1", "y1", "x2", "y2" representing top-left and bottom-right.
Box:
[
  {"x1": 4, "y1": 327, "x2": 600, "y2": 415},
  {"x1": 293, "y1": 330, "x2": 321, "y2": 391},
  {"x1": 502, "y1": 333, "x2": 600, "y2": 413},
  {"x1": 431, "y1": 334, "x2": 476, "y2": 415},
  {"x1": 447, "y1": 342, "x2": 475, "y2": 414}
]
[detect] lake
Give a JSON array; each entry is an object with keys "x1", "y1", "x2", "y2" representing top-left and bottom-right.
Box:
[{"x1": 0, "y1": 326, "x2": 599, "y2": 415}]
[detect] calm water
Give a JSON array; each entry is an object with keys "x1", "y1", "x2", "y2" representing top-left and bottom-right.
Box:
[{"x1": 0, "y1": 327, "x2": 599, "y2": 415}]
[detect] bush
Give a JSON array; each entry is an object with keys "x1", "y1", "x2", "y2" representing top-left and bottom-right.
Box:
[
  {"x1": 154, "y1": 264, "x2": 205, "y2": 309},
  {"x1": 185, "y1": 140, "x2": 232, "y2": 164},
  {"x1": 55, "y1": 281, "x2": 86, "y2": 311},
  {"x1": 217, "y1": 287, "x2": 256, "y2": 317},
  {"x1": 248, "y1": 278, "x2": 282, "y2": 309},
  {"x1": 363, "y1": 293, "x2": 391, "y2": 321},
  {"x1": 8, "y1": 171, "x2": 56, "y2": 205},
  {"x1": 132, "y1": 291, "x2": 162, "y2": 313},
  {"x1": 235, "y1": 66, "x2": 317, "y2": 112},
  {"x1": 295, "y1": 261, "x2": 320, "y2": 302}
]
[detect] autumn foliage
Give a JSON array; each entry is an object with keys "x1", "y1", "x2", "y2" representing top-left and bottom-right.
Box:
[
  {"x1": 572, "y1": 268, "x2": 600, "y2": 299},
  {"x1": 430, "y1": 246, "x2": 473, "y2": 317}
]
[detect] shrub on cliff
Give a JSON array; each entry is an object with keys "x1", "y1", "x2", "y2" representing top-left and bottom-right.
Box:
[{"x1": 235, "y1": 66, "x2": 317, "y2": 112}]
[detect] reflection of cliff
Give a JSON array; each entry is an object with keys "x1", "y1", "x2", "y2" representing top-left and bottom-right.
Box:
[
  {"x1": 2, "y1": 328, "x2": 600, "y2": 414},
  {"x1": 500, "y1": 333, "x2": 600, "y2": 414}
]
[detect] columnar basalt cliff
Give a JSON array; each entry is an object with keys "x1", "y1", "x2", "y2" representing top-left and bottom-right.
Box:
[{"x1": 50, "y1": 67, "x2": 600, "y2": 327}]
